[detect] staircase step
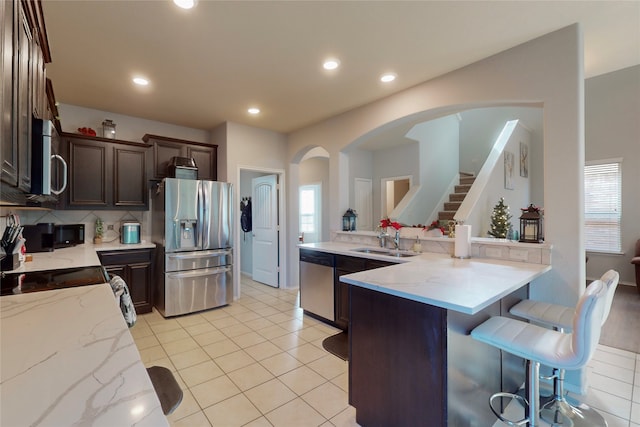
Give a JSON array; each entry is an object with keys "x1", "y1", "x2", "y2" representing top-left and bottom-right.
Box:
[
  {"x1": 459, "y1": 176, "x2": 476, "y2": 185},
  {"x1": 444, "y1": 201, "x2": 461, "y2": 211},
  {"x1": 438, "y1": 211, "x2": 456, "y2": 221},
  {"x1": 449, "y1": 193, "x2": 466, "y2": 202},
  {"x1": 454, "y1": 184, "x2": 472, "y2": 193}
]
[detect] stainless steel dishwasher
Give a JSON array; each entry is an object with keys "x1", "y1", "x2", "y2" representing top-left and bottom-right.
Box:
[{"x1": 299, "y1": 249, "x2": 335, "y2": 321}]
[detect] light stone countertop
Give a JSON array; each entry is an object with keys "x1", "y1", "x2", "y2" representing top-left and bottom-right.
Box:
[
  {"x1": 6, "y1": 241, "x2": 156, "y2": 273},
  {"x1": 299, "y1": 241, "x2": 551, "y2": 315},
  {"x1": 0, "y1": 283, "x2": 168, "y2": 427}
]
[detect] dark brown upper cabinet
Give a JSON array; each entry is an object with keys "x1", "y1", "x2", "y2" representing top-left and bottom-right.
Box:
[
  {"x1": 62, "y1": 134, "x2": 149, "y2": 210},
  {"x1": 142, "y1": 134, "x2": 217, "y2": 181},
  {"x1": 1, "y1": 0, "x2": 53, "y2": 205}
]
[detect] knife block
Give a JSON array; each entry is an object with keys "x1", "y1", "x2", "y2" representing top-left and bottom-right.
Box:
[{"x1": 0, "y1": 253, "x2": 19, "y2": 271}]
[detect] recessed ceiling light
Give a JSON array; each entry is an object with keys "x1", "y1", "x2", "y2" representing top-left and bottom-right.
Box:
[
  {"x1": 173, "y1": 0, "x2": 197, "y2": 9},
  {"x1": 380, "y1": 73, "x2": 397, "y2": 83},
  {"x1": 248, "y1": 107, "x2": 260, "y2": 115},
  {"x1": 132, "y1": 77, "x2": 149, "y2": 86},
  {"x1": 323, "y1": 59, "x2": 340, "y2": 70}
]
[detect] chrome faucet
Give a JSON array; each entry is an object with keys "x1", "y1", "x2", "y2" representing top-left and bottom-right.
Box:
[
  {"x1": 377, "y1": 228, "x2": 389, "y2": 248},
  {"x1": 378, "y1": 228, "x2": 400, "y2": 250},
  {"x1": 392, "y1": 230, "x2": 400, "y2": 250}
]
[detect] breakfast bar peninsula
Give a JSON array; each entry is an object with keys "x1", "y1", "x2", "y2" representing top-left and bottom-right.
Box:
[{"x1": 339, "y1": 251, "x2": 551, "y2": 427}]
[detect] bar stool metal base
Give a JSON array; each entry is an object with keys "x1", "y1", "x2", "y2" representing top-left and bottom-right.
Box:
[
  {"x1": 541, "y1": 397, "x2": 608, "y2": 426},
  {"x1": 489, "y1": 392, "x2": 530, "y2": 427}
]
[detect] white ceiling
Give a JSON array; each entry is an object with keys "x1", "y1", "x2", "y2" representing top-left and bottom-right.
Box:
[{"x1": 42, "y1": 1, "x2": 640, "y2": 134}]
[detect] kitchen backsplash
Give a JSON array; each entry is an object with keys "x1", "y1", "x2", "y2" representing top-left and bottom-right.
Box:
[
  {"x1": 332, "y1": 230, "x2": 552, "y2": 265},
  {"x1": 0, "y1": 208, "x2": 149, "y2": 246}
]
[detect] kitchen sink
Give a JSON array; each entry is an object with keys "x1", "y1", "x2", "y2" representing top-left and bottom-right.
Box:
[
  {"x1": 351, "y1": 248, "x2": 417, "y2": 257},
  {"x1": 351, "y1": 248, "x2": 391, "y2": 255},
  {"x1": 387, "y1": 252, "x2": 417, "y2": 258}
]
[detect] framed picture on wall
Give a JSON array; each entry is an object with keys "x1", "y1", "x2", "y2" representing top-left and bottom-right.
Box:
[
  {"x1": 520, "y1": 141, "x2": 529, "y2": 178},
  {"x1": 504, "y1": 150, "x2": 515, "y2": 190}
]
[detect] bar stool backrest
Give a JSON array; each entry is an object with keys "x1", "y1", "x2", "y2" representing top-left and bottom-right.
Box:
[
  {"x1": 599, "y1": 269, "x2": 620, "y2": 325},
  {"x1": 570, "y1": 280, "x2": 607, "y2": 369}
]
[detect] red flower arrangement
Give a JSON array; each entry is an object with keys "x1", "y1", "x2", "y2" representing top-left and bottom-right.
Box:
[
  {"x1": 380, "y1": 218, "x2": 403, "y2": 230},
  {"x1": 424, "y1": 220, "x2": 445, "y2": 234}
]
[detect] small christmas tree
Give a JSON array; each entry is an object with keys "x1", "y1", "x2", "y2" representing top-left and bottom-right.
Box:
[{"x1": 488, "y1": 197, "x2": 512, "y2": 238}]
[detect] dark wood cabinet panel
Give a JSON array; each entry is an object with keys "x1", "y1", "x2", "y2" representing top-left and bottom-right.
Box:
[
  {"x1": 16, "y1": 3, "x2": 32, "y2": 192},
  {"x1": 1, "y1": 0, "x2": 18, "y2": 188},
  {"x1": 113, "y1": 146, "x2": 147, "y2": 208},
  {"x1": 350, "y1": 285, "x2": 447, "y2": 426},
  {"x1": 187, "y1": 145, "x2": 217, "y2": 180},
  {"x1": 67, "y1": 138, "x2": 108, "y2": 207},
  {"x1": 98, "y1": 248, "x2": 154, "y2": 314},
  {"x1": 1, "y1": 0, "x2": 53, "y2": 204},
  {"x1": 334, "y1": 254, "x2": 396, "y2": 330},
  {"x1": 62, "y1": 134, "x2": 148, "y2": 210},
  {"x1": 151, "y1": 139, "x2": 182, "y2": 180},
  {"x1": 143, "y1": 134, "x2": 218, "y2": 180},
  {"x1": 128, "y1": 262, "x2": 153, "y2": 313}
]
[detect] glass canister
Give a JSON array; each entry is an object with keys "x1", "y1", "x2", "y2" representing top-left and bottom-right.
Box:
[{"x1": 102, "y1": 119, "x2": 116, "y2": 139}]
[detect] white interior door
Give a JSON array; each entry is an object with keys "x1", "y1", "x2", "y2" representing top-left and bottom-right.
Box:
[
  {"x1": 354, "y1": 178, "x2": 373, "y2": 231},
  {"x1": 252, "y1": 174, "x2": 279, "y2": 287}
]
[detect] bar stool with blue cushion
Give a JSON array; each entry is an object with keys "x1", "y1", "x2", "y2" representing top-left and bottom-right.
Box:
[
  {"x1": 471, "y1": 280, "x2": 608, "y2": 427},
  {"x1": 509, "y1": 270, "x2": 619, "y2": 426}
]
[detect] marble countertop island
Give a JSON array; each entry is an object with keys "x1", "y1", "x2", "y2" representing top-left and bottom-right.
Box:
[
  {"x1": 0, "y1": 284, "x2": 168, "y2": 427},
  {"x1": 300, "y1": 242, "x2": 551, "y2": 314}
]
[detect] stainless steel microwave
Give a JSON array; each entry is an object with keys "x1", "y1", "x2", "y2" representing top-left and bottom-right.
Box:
[
  {"x1": 53, "y1": 224, "x2": 84, "y2": 248},
  {"x1": 30, "y1": 118, "x2": 68, "y2": 202}
]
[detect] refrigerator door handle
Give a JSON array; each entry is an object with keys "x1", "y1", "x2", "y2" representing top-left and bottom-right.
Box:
[
  {"x1": 201, "y1": 181, "x2": 210, "y2": 249},
  {"x1": 197, "y1": 181, "x2": 204, "y2": 249},
  {"x1": 168, "y1": 250, "x2": 232, "y2": 260},
  {"x1": 167, "y1": 266, "x2": 231, "y2": 279},
  {"x1": 173, "y1": 219, "x2": 181, "y2": 250}
]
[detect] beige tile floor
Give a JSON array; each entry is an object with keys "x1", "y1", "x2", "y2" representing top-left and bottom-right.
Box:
[
  {"x1": 132, "y1": 276, "x2": 640, "y2": 427},
  {"x1": 132, "y1": 276, "x2": 355, "y2": 427}
]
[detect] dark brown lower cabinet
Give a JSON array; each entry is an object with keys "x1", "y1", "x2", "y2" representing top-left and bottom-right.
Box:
[
  {"x1": 98, "y1": 248, "x2": 154, "y2": 314},
  {"x1": 348, "y1": 282, "x2": 529, "y2": 426},
  {"x1": 334, "y1": 255, "x2": 395, "y2": 330}
]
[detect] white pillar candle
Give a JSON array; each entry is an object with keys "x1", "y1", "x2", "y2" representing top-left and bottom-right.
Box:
[
  {"x1": 524, "y1": 224, "x2": 536, "y2": 239},
  {"x1": 454, "y1": 224, "x2": 471, "y2": 258}
]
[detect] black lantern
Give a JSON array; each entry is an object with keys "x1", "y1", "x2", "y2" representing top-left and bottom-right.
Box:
[
  {"x1": 519, "y1": 204, "x2": 544, "y2": 243},
  {"x1": 342, "y1": 209, "x2": 357, "y2": 232}
]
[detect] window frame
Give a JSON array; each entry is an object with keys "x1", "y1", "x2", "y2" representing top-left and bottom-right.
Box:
[{"x1": 584, "y1": 158, "x2": 623, "y2": 255}]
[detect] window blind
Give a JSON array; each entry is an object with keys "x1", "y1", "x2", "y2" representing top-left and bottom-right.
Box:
[{"x1": 584, "y1": 161, "x2": 621, "y2": 253}]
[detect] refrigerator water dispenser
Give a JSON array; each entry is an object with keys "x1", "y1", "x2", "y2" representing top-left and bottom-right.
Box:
[{"x1": 175, "y1": 220, "x2": 197, "y2": 248}]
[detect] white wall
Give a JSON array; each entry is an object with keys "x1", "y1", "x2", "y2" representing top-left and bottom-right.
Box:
[
  {"x1": 347, "y1": 147, "x2": 373, "y2": 208},
  {"x1": 224, "y1": 122, "x2": 288, "y2": 294},
  {"x1": 288, "y1": 25, "x2": 585, "y2": 311},
  {"x1": 585, "y1": 65, "x2": 640, "y2": 285},
  {"x1": 410, "y1": 115, "x2": 460, "y2": 226},
  {"x1": 372, "y1": 142, "x2": 419, "y2": 221},
  {"x1": 459, "y1": 106, "x2": 543, "y2": 176},
  {"x1": 58, "y1": 104, "x2": 210, "y2": 143}
]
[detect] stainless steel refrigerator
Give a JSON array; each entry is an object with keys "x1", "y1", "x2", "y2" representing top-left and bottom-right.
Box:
[{"x1": 152, "y1": 178, "x2": 233, "y2": 317}]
